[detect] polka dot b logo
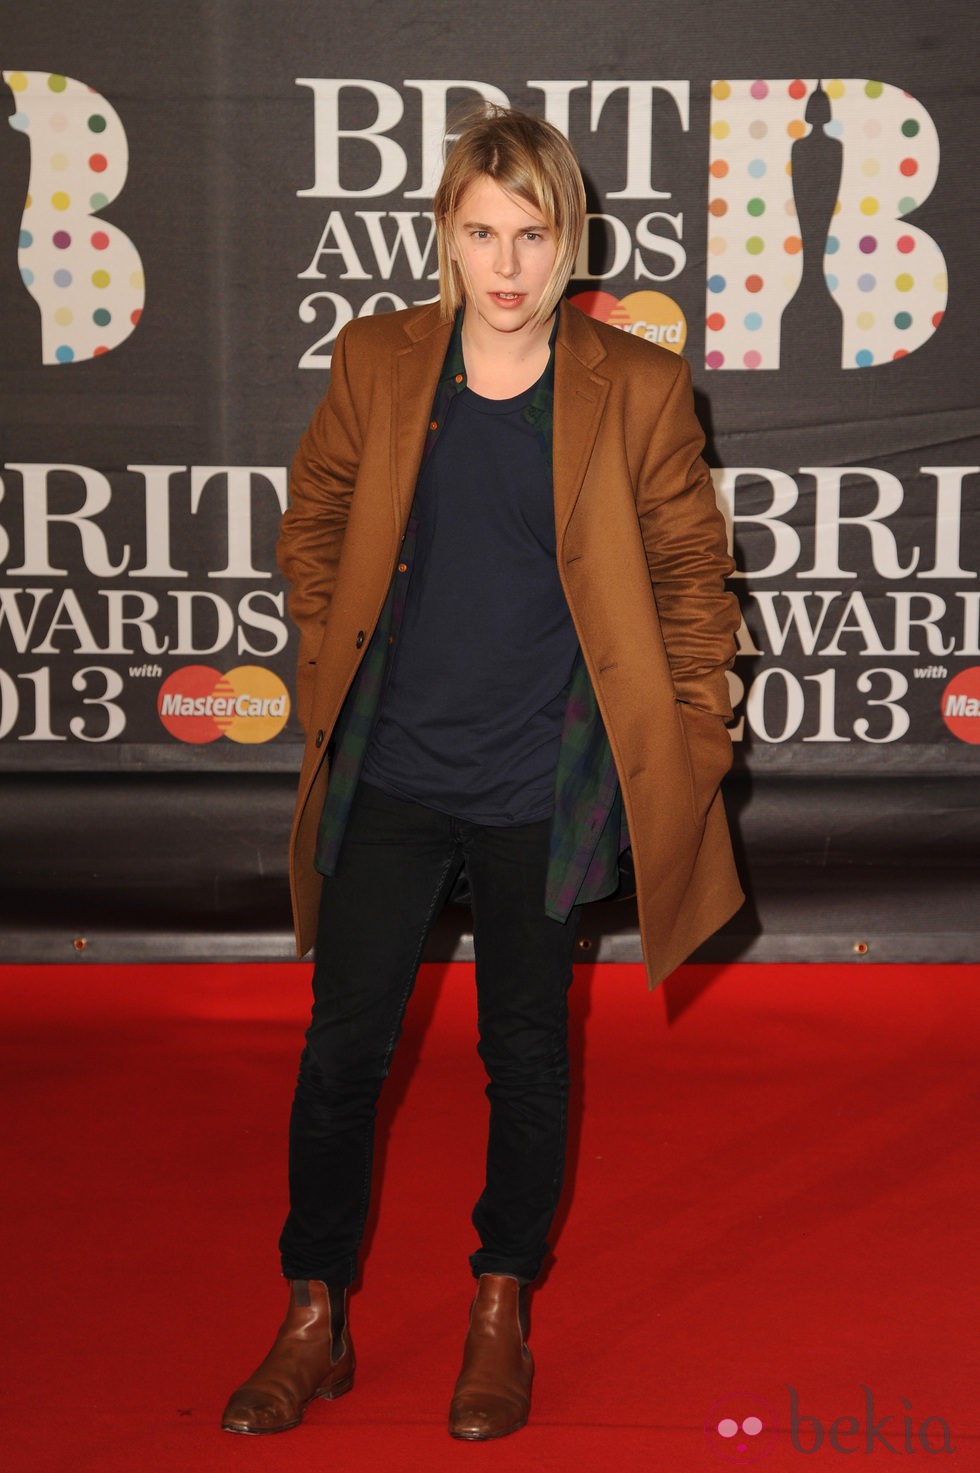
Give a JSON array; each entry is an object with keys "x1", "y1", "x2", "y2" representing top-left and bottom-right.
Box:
[
  {"x1": 705, "y1": 78, "x2": 946, "y2": 371},
  {"x1": 3, "y1": 70, "x2": 145, "y2": 364}
]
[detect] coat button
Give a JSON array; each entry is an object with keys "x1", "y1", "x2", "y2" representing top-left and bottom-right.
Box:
[
  {"x1": 355, "y1": 630, "x2": 365, "y2": 648},
  {"x1": 315, "y1": 730, "x2": 325, "y2": 748}
]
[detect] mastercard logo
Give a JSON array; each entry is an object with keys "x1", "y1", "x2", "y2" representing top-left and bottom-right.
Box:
[
  {"x1": 157, "y1": 664, "x2": 290, "y2": 745},
  {"x1": 569, "y1": 289, "x2": 688, "y2": 354},
  {"x1": 941, "y1": 666, "x2": 980, "y2": 744}
]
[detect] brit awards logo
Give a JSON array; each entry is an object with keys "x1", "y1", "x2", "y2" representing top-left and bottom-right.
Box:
[
  {"x1": 290, "y1": 75, "x2": 948, "y2": 375},
  {"x1": 3, "y1": 69, "x2": 145, "y2": 364}
]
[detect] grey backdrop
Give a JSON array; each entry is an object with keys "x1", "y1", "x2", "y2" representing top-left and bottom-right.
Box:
[{"x1": 1, "y1": 3, "x2": 977, "y2": 962}]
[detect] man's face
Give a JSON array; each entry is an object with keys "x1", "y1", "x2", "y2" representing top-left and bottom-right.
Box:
[{"x1": 451, "y1": 174, "x2": 559, "y2": 338}]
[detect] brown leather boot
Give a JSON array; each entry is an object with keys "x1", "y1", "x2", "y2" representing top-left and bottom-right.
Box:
[
  {"x1": 448, "y1": 1274, "x2": 533, "y2": 1440},
  {"x1": 221, "y1": 1279, "x2": 354, "y2": 1434}
]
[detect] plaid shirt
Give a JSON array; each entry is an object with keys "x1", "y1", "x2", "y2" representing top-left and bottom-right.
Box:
[{"x1": 315, "y1": 307, "x2": 628, "y2": 920}]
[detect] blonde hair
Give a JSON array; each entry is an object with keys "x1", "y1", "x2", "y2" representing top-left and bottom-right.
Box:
[{"x1": 433, "y1": 104, "x2": 586, "y2": 326}]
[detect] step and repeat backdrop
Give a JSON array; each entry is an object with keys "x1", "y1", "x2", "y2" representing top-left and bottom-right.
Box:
[{"x1": 1, "y1": 2, "x2": 977, "y2": 781}]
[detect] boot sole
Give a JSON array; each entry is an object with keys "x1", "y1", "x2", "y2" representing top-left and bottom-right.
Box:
[
  {"x1": 449, "y1": 1415, "x2": 528, "y2": 1441},
  {"x1": 221, "y1": 1374, "x2": 354, "y2": 1434}
]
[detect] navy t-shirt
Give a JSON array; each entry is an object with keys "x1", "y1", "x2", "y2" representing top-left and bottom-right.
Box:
[{"x1": 361, "y1": 376, "x2": 579, "y2": 824}]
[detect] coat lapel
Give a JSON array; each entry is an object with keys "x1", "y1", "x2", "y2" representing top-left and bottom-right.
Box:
[
  {"x1": 390, "y1": 307, "x2": 453, "y2": 531},
  {"x1": 553, "y1": 306, "x2": 611, "y2": 539}
]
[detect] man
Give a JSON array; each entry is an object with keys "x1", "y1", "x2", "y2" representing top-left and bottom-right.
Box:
[{"x1": 223, "y1": 104, "x2": 742, "y2": 1441}]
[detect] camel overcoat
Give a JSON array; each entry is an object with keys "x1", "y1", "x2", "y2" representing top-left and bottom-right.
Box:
[{"x1": 278, "y1": 300, "x2": 744, "y2": 989}]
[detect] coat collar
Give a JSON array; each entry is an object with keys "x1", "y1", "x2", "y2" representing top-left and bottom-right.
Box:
[{"x1": 391, "y1": 306, "x2": 453, "y2": 525}]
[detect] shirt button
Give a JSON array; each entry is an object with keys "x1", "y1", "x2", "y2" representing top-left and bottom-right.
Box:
[
  {"x1": 388, "y1": 634, "x2": 396, "y2": 646},
  {"x1": 355, "y1": 630, "x2": 365, "y2": 649},
  {"x1": 315, "y1": 730, "x2": 325, "y2": 748},
  {"x1": 455, "y1": 373, "x2": 464, "y2": 384},
  {"x1": 397, "y1": 562, "x2": 407, "y2": 573},
  {"x1": 429, "y1": 419, "x2": 438, "y2": 430}
]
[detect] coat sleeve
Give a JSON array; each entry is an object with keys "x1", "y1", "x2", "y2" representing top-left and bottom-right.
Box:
[
  {"x1": 277, "y1": 324, "x2": 363, "y2": 733},
  {"x1": 634, "y1": 354, "x2": 739, "y2": 721}
]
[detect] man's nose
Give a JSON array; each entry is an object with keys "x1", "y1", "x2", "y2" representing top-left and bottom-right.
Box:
[{"x1": 495, "y1": 240, "x2": 518, "y2": 276}]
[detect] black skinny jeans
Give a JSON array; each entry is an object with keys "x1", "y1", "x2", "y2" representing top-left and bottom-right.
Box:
[{"x1": 278, "y1": 781, "x2": 580, "y2": 1287}]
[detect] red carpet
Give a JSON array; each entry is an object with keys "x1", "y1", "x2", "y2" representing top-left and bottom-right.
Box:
[{"x1": 2, "y1": 961, "x2": 978, "y2": 1471}]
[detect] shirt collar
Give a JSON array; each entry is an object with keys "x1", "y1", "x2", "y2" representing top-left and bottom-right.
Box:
[{"x1": 440, "y1": 308, "x2": 468, "y2": 397}]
